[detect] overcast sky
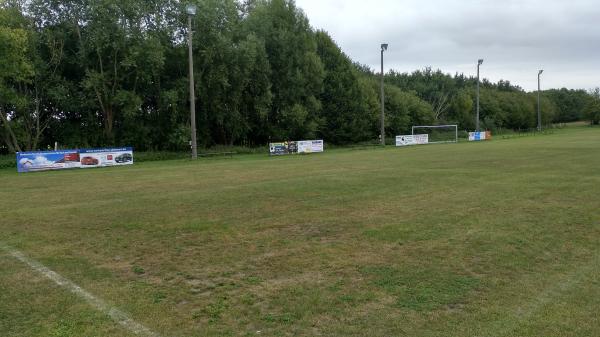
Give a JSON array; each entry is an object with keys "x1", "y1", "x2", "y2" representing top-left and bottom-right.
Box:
[{"x1": 295, "y1": 0, "x2": 600, "y2": 91}]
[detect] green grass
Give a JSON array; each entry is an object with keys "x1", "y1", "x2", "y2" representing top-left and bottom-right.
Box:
[{"x1": 1, "y1": 127, "x2": 599, "y2": 336}]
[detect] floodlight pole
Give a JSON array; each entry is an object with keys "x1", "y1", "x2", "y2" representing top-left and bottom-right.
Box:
[
  {"x1": 537, "y1": 69, "x2": 544, "y2": 132},
  {"x1": 187, "y1": 6, "x2": 198, "y2": 160},
  {"x1": 476, "y1": 59, "x2": 483, "y2": 132},
  {"x1": 380, "y1": 43, "x2": 388, "y2": 145}
]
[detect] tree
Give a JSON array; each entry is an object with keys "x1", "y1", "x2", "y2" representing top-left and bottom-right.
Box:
[
  {"x1": 245, "y1": 0, "x2": 324, "y2": 140},
  {"x1": 545, "y1": 88, "x2": 591, "y2": 123},
  {"x1": 584, "y1": 88, "x2": 600, "y2": 125},
  {"x1": 315, "y1": 31, "x2": 375, "y2": 143},
  {"x1": 378, "y1": 83, "x2": 434, "y2": 138},
  {"x1": 193, "y1": 0, "x2": 272, "y2": 146},
  {"x1": 0, "y1": 5, "x2": 34, "y2": 152},
  {"x1": 386, "y1": 67, "x2": 457, "y2": 122},
  {"x1": 449, "y1": 89, "x2": 474, "y2": 130}
]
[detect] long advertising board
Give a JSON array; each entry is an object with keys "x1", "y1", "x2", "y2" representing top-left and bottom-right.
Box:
[
  {"x1": 269, "y1": 140, "x2": 324, "y2": 156},
  {"x1": 468, "y1": 131, "x2": 492, "y2": 141},
  {"x1": 395, "y1": 134, "x2": 429, "y2": 147},
  {"x1": 16, "y1": 147, "x2": 133, "y2": 173}
]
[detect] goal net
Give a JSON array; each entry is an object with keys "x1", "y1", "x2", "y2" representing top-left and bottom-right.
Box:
[{"x1": 412, "y1": 125, "x2": 458, "y2": 144}]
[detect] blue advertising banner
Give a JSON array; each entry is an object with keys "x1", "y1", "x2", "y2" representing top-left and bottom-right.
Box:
[
  {"x1": 468, "y1": 131, "x2": 492, "y2": 141},
  {"x1": 16, "y1": 147, "x2": 133, "y2": 173}
]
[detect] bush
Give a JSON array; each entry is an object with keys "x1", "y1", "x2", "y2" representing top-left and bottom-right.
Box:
[{"x1": 0, "y1": 155, "x2": 16, "y2": 169}]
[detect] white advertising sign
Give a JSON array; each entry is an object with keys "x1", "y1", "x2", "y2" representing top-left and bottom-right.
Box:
[
  {"x1": 414, "y1": 134, "x2": 429, "y2": 145},
  {"x1": 298, "y1": 140, "x2": 324, "y2": 153},
  {"x1": 396, "y1": 134, "x2": 428, "y2": 146},
  {"x1": 396, "y1": 135, "x2": 415, "y2": 146}
]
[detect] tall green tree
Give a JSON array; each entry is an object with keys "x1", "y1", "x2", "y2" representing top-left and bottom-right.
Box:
[
  {"x1": 315, "y1": 31, "x2": 376, "y2": 143},
  {"x1": 449, "y1": 89, "x2": 474, "y2": 129},
  {"x1": 193, "y1": 0, "x2": 272, "y2": 146},
  {"x1": 0, "y1": 5, "x2": 34, "y2": 152},
  {"x1": 545, "y1": 88, "x2": 590, "y2": 122},
  {"x1": 584, "y1": 88, "x2": 600, "y2": 125},
  {"x1": 245, "y1": 0, "x2": 324, "y2": 140}
]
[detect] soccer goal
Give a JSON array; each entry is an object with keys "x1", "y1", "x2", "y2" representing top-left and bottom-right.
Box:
[{"x1": 412, "y1": 125, "x2": 458, "y2": 144}]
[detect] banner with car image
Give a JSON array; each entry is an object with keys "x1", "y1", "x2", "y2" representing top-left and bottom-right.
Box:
[
  {"x1": 79, "y1": 148, "x2": 134, "y2": 168},
  {"x1": 16, "y1": 147, "x2": 133, "y2": 173},
  {"x1": 16, "y1": 150, "x2": 81, "y2": 173}
]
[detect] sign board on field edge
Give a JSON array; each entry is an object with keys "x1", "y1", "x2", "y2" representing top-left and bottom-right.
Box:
[
  {"x1": 298, "y1": 140, "x2": 324, "y2": 153},
  {"x1": 16, "y1": 147, "x2": 134, "y2": 173},
  {"x1": 468, "y1": 131, "x2": 492, "y2": 141},
  {"x1": 269, "y1": 140, "x2": 323, "y2": 155},
  {"x1": 395, "y1": 134, "x2": 429, "y2": 146}
]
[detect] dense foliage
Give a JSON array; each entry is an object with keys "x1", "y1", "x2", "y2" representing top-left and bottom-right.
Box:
[{"x1": 0, "y1": 0, "x2": 596, "y2": 153}]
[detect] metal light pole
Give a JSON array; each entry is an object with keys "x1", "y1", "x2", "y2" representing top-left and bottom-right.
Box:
[
  {"x1": 537, "y1": 69, "x2": 544, "y2": 132},
  {"x1": 476, "y1": 59, "x2": 483, "y2": 132},
  {"x1": 380, "y1": 43, "x2": 388, "y2": 145},
  {"x1": 187, "y1": 4, "x2": 198, "y2": 159}
]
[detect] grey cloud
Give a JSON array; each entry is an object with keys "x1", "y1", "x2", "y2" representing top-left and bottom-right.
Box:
[{"x1": 296, "y1": 0, "x2": 600, "y2": 90}]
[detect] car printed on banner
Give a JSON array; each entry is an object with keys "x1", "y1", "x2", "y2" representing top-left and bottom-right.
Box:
[
  {"x1": 115, "y1": 153, "x2": 133, "y2": 163},
  {"x1": 81, "y1": 156, "x2": 99, "y2": 166},
  {"x1": 64, "y1": 153, "x2": 80, "y2": 162}
]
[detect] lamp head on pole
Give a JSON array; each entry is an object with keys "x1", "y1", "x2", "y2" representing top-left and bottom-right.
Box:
[
  {"x1": 186, "y1": 4, "x2": 197, "y2": 15},
  {"x1": 478, "y1": 59, "x2": 484, "y2": 66},
  {"x1": 539, "y1": 69, "x2": 544, "y2": 76},
  {"x1": 381, "y1": 43, "x2": 388, "y2": 52}
]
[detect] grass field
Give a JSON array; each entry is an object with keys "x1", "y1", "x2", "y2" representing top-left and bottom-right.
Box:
[{"x1": 1, "y1": 127, "x2": 599, "y2": 337}]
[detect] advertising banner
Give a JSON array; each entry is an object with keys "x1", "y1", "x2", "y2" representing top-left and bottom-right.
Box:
[
  {"x1": 395, "y1": 134, "x2": 429, "y2": 146},
  {"x1": 396, "y1": 135, "x2": 415, "y2": 146},
  {"x1": 17, "y1": 150, "x2": 81, "y2": 173},
  {"x1": 269, "y1": 142, "x2": 297, "y2": 155},
  {"x1": 79, "y1": 148, "x2": 134, "y2": 168},
  {"x1": 298, "y1": 140, "x2": 324, "y2": 153},
  {"x1": 414, "y1": 134, "x2": 429, "y2": 145},
  {"x1": 468, "y1": 131, "x2": 492, "y2": 141},
  {"x1": 270, "y1": 140, "x2": 323, "y2": 155},
  {"x1": 16, "y1": 147, "x2": 133, "y2": 173}
]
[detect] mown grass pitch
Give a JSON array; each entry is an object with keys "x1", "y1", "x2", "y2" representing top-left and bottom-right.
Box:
[{"x1": 1, "y1": 127, "x2": 600, "y2": 337}]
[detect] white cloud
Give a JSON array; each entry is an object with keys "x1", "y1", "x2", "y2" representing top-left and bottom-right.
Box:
[{"x1": 33, "y1": 156, "x2": 53, "y2": 165}]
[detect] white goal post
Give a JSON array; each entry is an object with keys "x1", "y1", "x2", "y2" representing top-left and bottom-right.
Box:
[{"x1": 411, "y1": 125, "x2": 458, "y2": 144}]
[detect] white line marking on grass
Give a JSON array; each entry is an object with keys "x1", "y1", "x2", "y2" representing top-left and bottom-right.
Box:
[{"x1": 0, "y1": 243, "x2": 160, "y2": 337}]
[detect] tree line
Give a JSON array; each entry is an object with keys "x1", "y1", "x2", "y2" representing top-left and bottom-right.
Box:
[{"x1": 1, "y1": 0, "x2": 599, "y2": 153}]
